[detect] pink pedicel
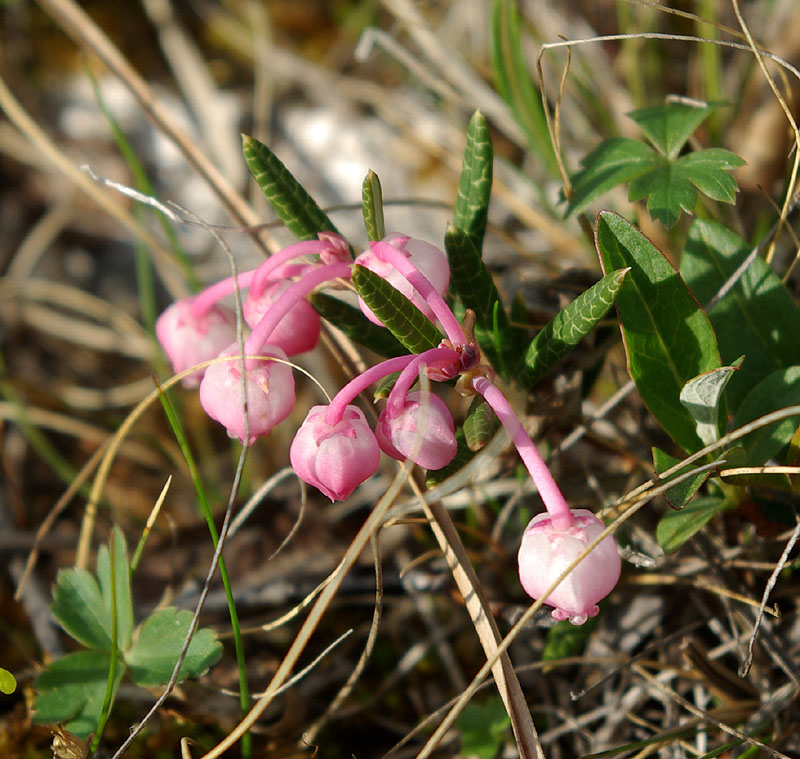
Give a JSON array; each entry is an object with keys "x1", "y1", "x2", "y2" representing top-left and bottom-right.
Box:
[
  {"x1": 198, "y1": 343, "x2": 295, "y2": 445},
  {"x1": 375, "y1": 391, "x2": 458, "y2": 470},
  {"x1": 517, "y1": 509, "x2": 621, "y2": 625},
  {"x1": 290, "y1": 404, "x2": 381, "y2": 501},
  {"x1": 155, "y1": 298, "x2": 237, "y2": 387},
  {"x1": 355, "y1": 234, "x2": 450, "y2": 327},
  {"x1": 243, "y1": 262, "x2": 321, "y2": 356}
]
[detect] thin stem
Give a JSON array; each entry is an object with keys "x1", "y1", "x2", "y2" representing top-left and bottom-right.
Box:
[
  {"x1": 249, "y1": 238, "x2": 334, "y2": 300},
  {"x1": 386, "y1": 347, "x2": 460, "y2": 417},
  {"x1": 245, "y1": 262, "x2": 352, "y2": 357},
  {"x1": 472, "y1": 375, "x2": 574, "y2": 530},
  {"x1": 190, "y1": 269, "x2": 258, "y2": 318},
  {"x1": 373, "y1": 241, "x2": 466, "y2": 345},
  {"x1": 324, "y1": 355, "x2": 417, "y2": 425}
]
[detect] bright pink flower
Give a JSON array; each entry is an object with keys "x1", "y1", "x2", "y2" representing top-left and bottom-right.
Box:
[
  {"x1": 155, "y1": 298, "x2": 236, "y2": 387},
  {"x1": 198, "y1": 343, "x2": 294, "y2": 445},
  {"x1": 375, "y1": 391, "x2": 457, "y2": 470},
  {"x1": 243, "y1": 263, "x2": 321, "y2": 356},
  {"x1": 517, "y1": 509, "x2": 621, "y2": 625},
  {"x1": 290, "y1": 405, "x2": 380, "y2": 501},
  {"x1": 355, "y1": 234, "x2": 450, "y2": 326}
]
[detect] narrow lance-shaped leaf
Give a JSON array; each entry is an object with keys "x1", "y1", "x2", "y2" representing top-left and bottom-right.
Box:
[
  {"x1": 595, "y1": 211, "x2": 721, "y2": 453},
  {"x1": 362, "y1": 170, "x2": 385, "y2": 242},
  {"x1": 490, "y1": 0, "x2": 559, "y2": 177},
  {"x1": 352, "y1": 265, "x2": 442, "y2": 354},
  {"x1": 310, "y1": 292, "x2": 407, "y2": 358},
  {"x1": 463, "y1": 396, "x2": 499, "y2": 452},
  {"x1": 521, "y1": 267, "x2": 629, "y2": 390},
  {"x1": 242, "y1": 135, "x2": 342, "y2": 241},
  {"x1": 454, "y1": 111, "x2": 493, "y2": 247}
]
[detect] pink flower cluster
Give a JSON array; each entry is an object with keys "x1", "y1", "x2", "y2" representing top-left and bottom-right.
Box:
[{"x1": 155, "y1": 230, "x2": 620, "y2": 623}]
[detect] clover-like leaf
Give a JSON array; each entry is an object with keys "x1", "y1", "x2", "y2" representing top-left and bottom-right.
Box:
[
  {"x1": 51, "y1": 568, "x2": 111, "y2": 652},
  {"x1": 96, "y1": 527, "x2": 134, "y2": 651},
  {"x1": 628, "y1": 101, "x2": 719, "y2": 159},
  {"x1": 125, "y1": 608, "x2": 222, "y2": 687},
  {"x1": 33, "y1": 651, "x2": 123, "y2": 739}
]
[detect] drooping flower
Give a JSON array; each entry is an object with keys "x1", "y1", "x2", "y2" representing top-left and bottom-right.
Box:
[
  {"x1": 290, "y1": 405, "x2": 380, "y2": 501},
  {"x1": 355, "y1": 234, "x2": 450, "y2": 326},
  {"x1": 375, "y1": 391, "x2": 457, "y2": 470},
  {"x1": 155, "y1": 298, "x2": 236, "y2": 387},
  {"x1": 517, "y1": 509, "x2": 621, "y2": 625},
  {"x1": 243, "y1": 262, "x2": 321, "y2": 356},
  {"x1": 198, "y1": 343, "x2": 295, "y2": 445}
]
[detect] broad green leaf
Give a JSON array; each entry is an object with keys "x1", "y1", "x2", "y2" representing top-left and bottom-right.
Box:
[
  {"x1": 51, "y1": 568, "x2": 111, "y2": 652},
  {"x1": 652, "y1": 447, "x2": 710, "y2": 510},
  {"x1": 126, "y1": 608, "x2": 222, "y2": 687},
  {"x1": 680, "y1": 219, "x2": 800, "y2": 410},
  {"x1": 96, "y1": 528, "x2": 133, "y2": 651},
  {"x1": 242, "y1": 135, "x2": 341, "y2": 241},
  {"x1": 463, "y1": 396, "x2": 499, "y2": 452},
  {"x1": 565, "y1": 138, "x2": 659, "y2": 217},
  {"x1": 0, "y1": 667, "x2": 16, "y2": 694},
  {"x1": 595, "y1": 212, "x2": 721, "y2": 453},
  {"x1": 490, "y1": 0, "x2": 559, "y2": 177},
  {"x1": 732, "y1": 366, "x2": 800, "y2": 465},
  {"x1": 627, "y1": 101, "x2": 719, "y2": 159},
  {"x1": 456, "y1": 695, "x2": 511, "y2": 759},
  {"x1": 521, "y1": 267, "x2": 629, "y2": 389},
  {"x1": 542, "y1": 615, "x2": 598, "y2": 661},
  {"x1": 351, "y1": 265, "x2": 442, "y2": 354},
  {"x1": 679, "y1": 362, "x2": 740, "y2": 446},
  {"x1": 33, "y1": 651, "x2": 123, "y2": 738},
  {"x1": 444, "y1": 226, "x2": 508, "y2": 372},
  {"x1": 362, "y1": 170, "x2": 385, "y2": 241},
  {"x1": 454, "y1": 111, "x2": 493, "y2": 247},
  {"x1": 656, "y1": 496, "x2": 727, "y2": 553},
  {"x1": 309, "y1": 292, "x2": 407, "y2": 357}
]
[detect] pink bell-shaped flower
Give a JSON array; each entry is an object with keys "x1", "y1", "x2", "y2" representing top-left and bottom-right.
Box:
[
  {"x1": 375, "y1": 391, "x2": 457, "y2": 470},
  {"x1": 243, "y1": 263, "x2": 321, "y2": 356},
  {"x1": 290, "y1": 405, "x2": 380, "y2": 501},
  {"x1": 156, "y1": 298, "x2": 236, "y2": 387},
  {"x1": 518, "y1": 509, "x2": 621, "y2": 625},
  {"x1": 198, "y1": 343, "x2": 295, "y2": 445},
  {"x1": 355, "y1": 234, "x2": 450, "y2": 326}
]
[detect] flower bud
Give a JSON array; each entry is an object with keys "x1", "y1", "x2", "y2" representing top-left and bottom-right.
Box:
[
  {"x1": 290, "y1": 405, "x2": 380, "y2": 501},
  {"x1": 355, "y1": 234, "x2": 450, "y2": 326},
  {"x1": 198, "y1": 343, "x2": 295, "y2": 445},
  {"x1": 243, "y1": 263, "x2": 321, "y2": 356},
  {"x1": 375, "y1": 391, "x2": 457, "y2": 470},
  {"x1": 518, "y1": 509, "x2": 620, "y2": 625},
  {"x1": 156, "y1": 298, "x2": 236, "y2": 387}
]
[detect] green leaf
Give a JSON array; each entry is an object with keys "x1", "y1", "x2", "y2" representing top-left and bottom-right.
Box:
[
  {"x1": 0, "y1": 667, "x2": 16, "y2": 694},
  {"x1": 595, "y1": 212, "x2": 721, "y2": 453},
  {"x1": 542, "y1": 615, "x2": 598, "y2": 661},
  {"x1": 351, "y1": 264, "x2": 442, "y2": 354},
  {"x1": 362, "y1": 170, "x2": 385, "y2": 241},
  {"x1": 680, "y1": 219, "x2": 800, "y2": 411},
  {"x1": 627, "y1": 101, "x2": 719, "y2": 159},
  {"x1": 675, "y1": 149, "x2": 746, "y2": 202},
  {"x1": 731, "y1": 366, "x2": 800, "y2": 465},
  {"x1": 33, "y1": 651, "x2": 124, "y2": 738},
  {"x1": 463, "y1": 396, "x2": 499, "y2": 452},
  {"x1": 454, "y1": 111, "x2": 493, "y2": 248},
  {"x1": 490, "y1": 0, "x2": 559, "y2": 177},
  {"x1": 242, "y1": 135, "x2": 341, "y2": 241},
  {"x1": 125, "y1": 608, "x2": 222, "y2": 687},
  {"x1": 566, "y1": 138, "x2": 659, "y2": 217},
  {"x1": 521, "y1": 267, "x2": 629, "y2": 389},
  {"x1": 309, "y1": 291, "x2": 407, "y2": 357},
  {"x1": 456, "y1": 695, "x2": 511, "y2": 759},
  {"x1": 444, "y1": 226, "x2": 508, "y2": 372},
  {"x1": 51, "y1": 568, "x2": 112, "y2": 652},
  {"x1": 652, "y1": 447, "x2": 710, "y2": 510},
  {"x1": 96, "y1": 528, "x2": 134, "y2": 650},
  {"x1": 373, "y1": 371, "x2": 401, "y2": 401},
  {"x1": 679, "y1": 362, "x2": 740, "y2": 446},
  {"x1": 656, "y1": 496, "x2": 727, "y2": 553}
]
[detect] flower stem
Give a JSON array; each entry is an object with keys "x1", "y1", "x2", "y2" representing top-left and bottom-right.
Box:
[
  {"x1": 386, "y1": 347, "x2": 460, "y2": 417},
  {"x1": 472, "y1": 375, "x2": 574, "y2": 529},
  {"x1": 190, "y1": 268, "x2": 258, "y2": 318}
]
